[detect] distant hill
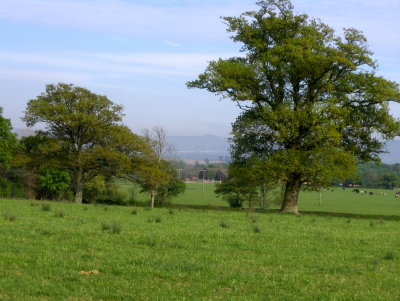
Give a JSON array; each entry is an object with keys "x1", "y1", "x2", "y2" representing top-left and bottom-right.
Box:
[
  {"x1": 13, "y1": 129, "x2": 400, "y2": 164},
  {"x1": 168, "y1": 135, "x2": 400, "y2": 164},
  {"x1": 167, "y1": 135, "x2": 230, "y2": 161}
]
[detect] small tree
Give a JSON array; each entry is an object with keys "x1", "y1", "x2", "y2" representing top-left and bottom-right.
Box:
[{"x1": 138, "y1": 127, "x2": 185, "y2": 208}]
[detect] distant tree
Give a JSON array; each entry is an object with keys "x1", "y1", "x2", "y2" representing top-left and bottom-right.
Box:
[
  {"x1": 379, "y1": 173, "x2": 399, "y2": 190},
  {"x1": 138, "y1": 127, "x2": 184, "y2": 208},
  {"x1": 188, "y1": 0, "x2": 400, "y2": 214},
  {"x1": 0, "y1": 107, "x2": 18, "y2": 169},
  {"x1": 23, "y1": 83, "x2": 148, "y2": 203},
  {"x1": 152, "y1": 161, "x2": 186, "y2": 207},
  {"x1": 215, "y1": 176, "x2": 257, "y2": 208},
  {"x1": 215, "y1": 170, "x2": 227, "y2": 181}
]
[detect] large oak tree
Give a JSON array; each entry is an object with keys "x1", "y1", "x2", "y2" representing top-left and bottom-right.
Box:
[
  {"x1": 23, "y1": 83, "x2": 148, "y2": 203},
  {"x1": 187, "y1": 0, "x2": 400, "y2": 213}
]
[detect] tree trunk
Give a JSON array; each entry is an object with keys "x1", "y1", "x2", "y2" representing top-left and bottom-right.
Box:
[
  {"x1": 150, "y1": 192, "x2": 156, "y2": 208},
  {"x1": 280, "y1": 175, "x2": 302, "y2": 214},
  {"x1": 74, "y1": 168, "x2": 84, "y2": 203}
]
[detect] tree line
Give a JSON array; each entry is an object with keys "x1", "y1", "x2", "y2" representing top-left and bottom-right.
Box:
[{"x1": 0, "y1": 84, "x2": 185, "y2": 207}]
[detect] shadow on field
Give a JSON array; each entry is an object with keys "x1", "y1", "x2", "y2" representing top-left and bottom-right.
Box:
[{"x1": 165, "y1": 204, "x2": 400, "y2": 221}]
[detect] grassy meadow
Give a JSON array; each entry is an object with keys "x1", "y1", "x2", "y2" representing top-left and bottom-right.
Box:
[
  {"x1": 1, "y1": 198, "x2": 400, "y2": 300},
  {"x1": 123, "y1": 181, "x2": 400, "y2": 216}
]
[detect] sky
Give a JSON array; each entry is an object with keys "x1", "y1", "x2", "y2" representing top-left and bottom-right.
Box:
[{"x1": 0, "y1": 0, "x2": 399, "y2": 136}]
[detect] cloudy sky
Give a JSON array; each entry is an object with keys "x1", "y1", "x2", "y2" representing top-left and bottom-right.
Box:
[{"x1": 1, "y1": 0, "x2": 399, "y2": 136}]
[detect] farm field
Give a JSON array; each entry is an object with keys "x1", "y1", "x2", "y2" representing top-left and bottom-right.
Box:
[
  {"x1": 1, "y1": 198, "x2": 400, "y2": 300},
  {"x1": 123, "y1": 181, "x2": 400, "y2": 216}
]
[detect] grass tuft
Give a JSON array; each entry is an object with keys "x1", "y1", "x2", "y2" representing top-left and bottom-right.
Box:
[
  {"x1": 4, "y1": 213, "x2": 16, "y2": 221},
  {"x1": 253, "y1": 225, "x2": 261, "y2": 233},
  {"x1": 131, "y1": 208, "x2": 138, "y2": 215},
  {"x1": 383, "y1": 252, "x2": 396, "y2": 260},
  {"x1": 155, "y1": 216, "x2": 162, "y2": 223},
  {"x1": 41, "y1": 203, "x2": 51, "y2": 212},
  {"x1": 101, "y1": 222, "x2": 111, "y2": 231},
  {"x1": 110, "y1": 222, "x2": 122, "y2": 234},
  {"x1": 219, "y1": 220, "x2": 229, "y2": 228},
  {"x1": 54, "y1": 210, "x2": 65, "y2": 218},
  {"x1": 30, "y1": 201, "x2": 39, "y2": 207},
  {"x1": 101, "y1": 221, "x2": 122, "y2": 234}
]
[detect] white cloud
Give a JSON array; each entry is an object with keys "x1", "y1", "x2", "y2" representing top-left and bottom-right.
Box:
[
  {"x1": 0, "y1": 50, "x2": 237, "y2": 81},
  {"x1": 164, "y1": 41, "x2": 180, "y2": 48},
  {"x1": 0, "y1": 0, "x2": 255, "y2": 42}
]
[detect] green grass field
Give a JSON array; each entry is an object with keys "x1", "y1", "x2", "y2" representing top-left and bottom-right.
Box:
[
  {"x1": 123, "y1": 181, "x2": 400, "y2": 216},
  {"x1": 1, "y1": 199, "x2": 400, "y2": 300}
]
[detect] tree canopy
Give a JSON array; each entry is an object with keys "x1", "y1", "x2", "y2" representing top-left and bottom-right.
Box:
[
  {"x1": 0, "y1": 107, "x2": 18, "y2": 169},
  {"x1": 23, "y1": 83, "x2": 150, "y2": 203},
  {"x1": 187, "y1": 0, "x2": 400, "y2": 213}
]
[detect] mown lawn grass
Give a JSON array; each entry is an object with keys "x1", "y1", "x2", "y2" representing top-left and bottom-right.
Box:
[{"x1": 1, "y1": 198, "x2": 400, "y2": 300}]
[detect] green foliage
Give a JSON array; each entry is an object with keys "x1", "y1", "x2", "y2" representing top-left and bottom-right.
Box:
[
  {"x1": 354, "y1": 162, "x2": 400, "y2": 189},
  {"x1": 187, "y1": 0, "x2": 400, "y2": 213},
  {"x1": 23, "y1": 83, "x2": 149, "y2": 203},
  {"x1": 0, "y1": 107, "x2": 18, "y2": 169},
  {"x1": 37, "y1": 165, "x2": 71, "y2": 200},
  {"x1": 83, "y1": 175, "x2": 107, "y2": 203}
]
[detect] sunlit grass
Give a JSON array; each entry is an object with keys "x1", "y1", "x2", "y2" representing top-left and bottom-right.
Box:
[{"x1": 1, "y1": 198, "x2": 400, "y2": 299}]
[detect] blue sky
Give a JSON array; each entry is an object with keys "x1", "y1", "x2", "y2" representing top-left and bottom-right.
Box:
[{"x1": 1, "y1": 0, "x2": 399, "y2": 136}]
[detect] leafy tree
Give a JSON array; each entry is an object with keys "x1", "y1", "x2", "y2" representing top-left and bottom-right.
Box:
[
  {"x1": 215, "y1": 176, "x2": 257, "y2": 208},
  {"x1": 188, "y1": 0, "x2": 400, "y2": 213},
  {"x1": 138, "y1": 127, "x2": 184, "y2": 208},
  {"x1": 23, "y1": 83, "x2": 147, "y2": 203},
  {"x1": 152, "y1": 162, "x2": 186, "y2": 207},
  {"x1": 0, "y1": 107, "x2": 18, "y2": 169},
  {"x1": 37, "y1": 165, "x2": 71, "y2": 200},
  {"x1": 379, "y1": 173, "x2": 398, "y2": 190}
]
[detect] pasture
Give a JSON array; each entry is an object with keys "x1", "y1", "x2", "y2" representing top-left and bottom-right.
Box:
[
  {"x1": 1, "y1": 198, "x2": 400, "y2": 300},
  {"x1": 123, "y1": 181, "x2": 400, "y2": 216}
]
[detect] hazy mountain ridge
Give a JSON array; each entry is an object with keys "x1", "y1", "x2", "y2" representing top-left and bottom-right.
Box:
[{"x1": 13, "y1": 128, "x2": 400, "y2": 164}]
